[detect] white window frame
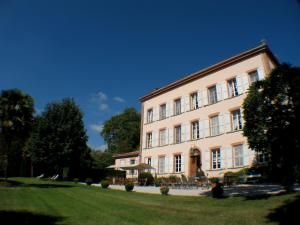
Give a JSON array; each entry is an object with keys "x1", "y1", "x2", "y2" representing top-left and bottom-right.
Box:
[
  {"x1": 227, "y1": 78, "x2": 238, "y2": 98},
  {"x1": 210, "y1": 115, "x2": 219, "y2": 136},
  {"x1": 174, "y1": 98, "x2": 181, "y2": 115},
  {"x1": 211, "y1": 148, "x2": 221, "y2": 170},
  {"x1": 146, "y1": 132, "x2": 152, "y2": 148},
  {"x1": 248, "y1": 70, "x2": 259, "y2": 85},
  {"x1": 174, "y1": 125, "x2": 181, "y2": 143},
  {"x1": 159, "y1": 104, "x2": 166, "y2": 120},
  {"x1": 208, "y1": 85, "x2": 217, "y2": 105},
  {"x1": 231, "y1": 109, "x2": 243, "y2": 131},
  {"x1": 147, "y1": 108, "x2": 153, "y2": 123},
  {"x1": 190, "y1": 92, "x2": 199, "y2": 110},
  {"x1": 159, "y1": 128, "x2": 167, "y2": 146},
  {"x1": 158, "y1": 156, "x2": 165, "y2": 174},
  {"x1": 175, "y1": 155, "x2": 182, "y2": 173},
  {"x1": 234, "y1": 144, "x2": 244, "y2": 167},
  {"x1": 191, "y1": 121, "x2": 200, "y2": 140}
]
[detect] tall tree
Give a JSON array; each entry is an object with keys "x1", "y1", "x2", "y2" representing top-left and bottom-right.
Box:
[
  {"x1": 243, "y1": 64, "x2": 300, "y2": 189},
  {"x1": 28, "y1": 98, "x2": 88, "y2": 178},
  {"x1": 0, "y1": 89, "x2": 34, "y2": 177},
  {"x1": 101, "y1": 108, "x2": 140, "y2": 153}
]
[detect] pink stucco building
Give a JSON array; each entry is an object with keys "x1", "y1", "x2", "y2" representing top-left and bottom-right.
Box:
[{"x1": 138, "y1": 43, "x2": 278, "y2": 178}]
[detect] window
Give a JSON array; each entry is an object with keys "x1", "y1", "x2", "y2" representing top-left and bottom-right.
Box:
[
  {"x1": 174, "y1": 98, "x2": 181, "y2": 115},
  {"x1": 208, "y1": 85, "x2": 217, "y2": 104},
  {"x1": 147, "y1": 157, "x2": 151, "y2": 165},
  {"x1": 234, "y1": 144, "x2": 243, "y2": 167},
  {"x1": 211, "y1": 148, "x2": 221, "y2": 169},
  {"x1": 147, "y1": 108, "x2": 153, "y2": 123},
  {"x1": 146, "y1": 132, "x2": 152, "y2": 148},
  {"x1": 158, "y1": 156, "x2": 165, "y2": 174},
  {"x1": 120, "y1": 159, "x2": 125, "y2": 166},
  {"x1": 210, "y1": 115, "x2": 219, "y2": 136},
  {"x1": 257, "y1": 152, "x2": 269, "y2": 164},
  {"x1": 175, "y1": 155, "x2": 182, "y2": 172},
  {"x1": 231, "y1": 109, "x2": 243, "y2": 131},
  {"x1": 129, "y1": 169, "x2": 137, "y2": 175},
  {"x1": 159, "y1": 104, "x2": 166, "y2": 120},
  {"x1": 192, "y1": 121, "x2": 200, "y2": 140},
  {"x1": 227, "y1": 78, "x2": 238, "y2": 97},
  {"x1": 249, "y1": 70, "x2": 259, "y2": 85},
  {"x1": 159, "y1": 129, "x2": 167, "y2": 146},
  {"x1": 174, "y1": 125, "x2": 181, "y2": 143},
  {"x1": 130, "y1": 159, "x2": 136, "y2": 165},
  {"x1": 190, "y1": 92, "x2": 199, "y2": 110}
]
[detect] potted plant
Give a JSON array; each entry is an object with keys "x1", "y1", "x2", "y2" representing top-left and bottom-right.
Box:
[
  {"x1": 160, "y1": 186, "x2": 169, "y2": 195},
  {"x1": 125, "y1": 182, "x2": 134, "y2": 192}
]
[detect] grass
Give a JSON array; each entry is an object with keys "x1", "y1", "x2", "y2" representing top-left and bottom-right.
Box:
[{"x1": 0, "y1": 178, "x2": 299, "y2": 225}]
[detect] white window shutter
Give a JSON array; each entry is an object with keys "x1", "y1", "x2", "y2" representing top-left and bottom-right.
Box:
[
  {"x1": 204, "y1": 117, "x2": 210, "y2": 137},
  {"x1": 257, "y1": 67, "x2": 264, "y2": 80},
  {"x1": 243, "y1": 143, "x2": 249, "y2": 166},
  {"x1": 236, "y1": 75, "x2": 243, "y2": 94},
  {"x1": 144, "y1": 109, "x2": 148, "y2": 124},
  {"x1": 219, "y1": 113, "x2": 225, "y2": 134},
  {"x1": 169, "y1": 101, "x2": 174, "y2": 116},
  {"x1": 166, "y1": 128, "x2": 169, "y2": 145},
  {"x1": 222, "y1": 82, "x2": 228, "y2": 100},
  {"x1": 181, "y1": 124, "x2": 186, "y2": 142},
  {"x1": 227, "y1": 147, "x2": 233, "y2": 168},
  {"x1": 181, "y1": 96, "x2": 185, "y2": 112},
  {"x1": 166, "y1": 102, "x2": 170, "y2": 118},
  {"x1": 153, "y1": 157, "x2": 158, "y2": 172},
  {"x1": 197, "y1": 90, "x2": 203, "y2": 107},
  {"x1": 153, "y1": 131, "x2": 158, "y2": 147},
  {"x1": 202, "y1": 90, "x2": 208, "y2": 106},
  {"x1": 220, "y1": 147, "x2": 226, "y2": 169},
  {"x1": 185, "y1": 123, "x2": 191, "y2": 141},
  {"x1": 169, "y1": 156, "x2": 174, "y2": 173},
  {"x1": 152, "y1": 107, "x2": 158, "y2": 121},
  {"x1": 181, "y1": 155, "x2": 185, "y2": 172},
  {"x1": 204, "y1": 149, "x2": 210, "y2": 171},
  {"x1": 185, "y1": 96, "x2": 190, "y2": 112},
  {"x1": 165, "y1": 156, "x2": 169, "y2": 174},
  {"x1": 240, "y1": 107, "x2": 245, "y2": 127},
  {"x1": 216, "y1": 83, "x2": 222, "y2": 101},
  {"x1": 199, "y1": 119, "x2": 204, "y2": 138},
  {"x1": 224, "y1": 112, "x2": 231, "y2": 132},
  {"x1": 242, "y1": 73, "x2": 249, "y2": 92},
  {"x1": 168, "y1": 128, "x2": 174, "y2": 144}
]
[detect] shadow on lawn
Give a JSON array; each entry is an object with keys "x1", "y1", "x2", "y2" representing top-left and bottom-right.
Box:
[
  {"x1": 0, "y1": 179, "x2": 74, "y2": 188},
  {"x1": 0, "y1": 210, "x2": 64, "y2": 225},
  {"x1": 267, "y1": 194, "x2": 300, "y2": 225}
]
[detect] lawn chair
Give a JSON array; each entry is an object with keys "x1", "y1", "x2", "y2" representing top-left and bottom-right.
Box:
[{"x1": 36, "y1": 174, "x2": 44, "y2": 179}]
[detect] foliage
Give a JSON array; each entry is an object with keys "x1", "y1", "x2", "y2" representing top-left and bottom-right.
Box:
[
  {"x1": 211, "y1": 182, "x2": 224, "y2": 198},
  {"x1": 125, "y1": 182, "x2": 134, "y2": 192},
  {"x1": 101, "y1": 108, "x2": 140, "y2": 154},
  {"x1": 138, "y1": 172, "x2": 154, "y2": 186},
  {"x1": 154, "y1": 177, "x2": 161, "y2": 187},
  {"x1": 27, "y1": 98, "x2": 88, "y2": 178},
  {"x1": 85, "y1": 178, "x2": 93, "y2": 185},
  {"x1": 101, "y1": 180, "x2": 110, "y2": 189},
  {"x1": 209, "y1": 177, "x2": 220, "y2": 184},
  {"x1": 90, "y1": 150, "x2": 114, "y2": 170},
  {"x1": 168, "y1": 175, "x2": 177, "y2": 182},
  {"x1": 243, "y1": 64, "x2": 300, "y2": 188},
  {"x1": 0, "y1": 89, "x2": 35, "y2": 177},
  {"x1": 160, "y1": 186, "x2": 169, "y2": 195}
]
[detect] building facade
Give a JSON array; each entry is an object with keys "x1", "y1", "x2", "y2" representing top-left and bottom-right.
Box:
[
  {"x1": 113, "y1": 151, "x2": 140, "y2": 177},
  {"x1": 139, "y1": 43, "x2": 278, "y2": 178}
]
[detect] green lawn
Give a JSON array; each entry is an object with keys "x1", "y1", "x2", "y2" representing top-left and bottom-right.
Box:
[{"x1": 0, "y1": 178, "x2": 299, "y2": 225}]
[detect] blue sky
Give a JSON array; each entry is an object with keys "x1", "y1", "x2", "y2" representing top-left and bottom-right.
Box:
[{"x1": 1, "y1": 0, "x2": 299, "y2": 150}]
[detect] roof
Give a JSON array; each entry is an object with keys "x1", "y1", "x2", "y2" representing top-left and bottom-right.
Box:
[
  {"x1": 113, "y1": 150, "x2": 140, "y2": 159},
  {"x1": 139, "y1": 43, "x2": 279, "y2": 102}
]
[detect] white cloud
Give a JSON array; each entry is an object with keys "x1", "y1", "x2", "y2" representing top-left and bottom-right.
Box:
[
  {"x1": 113, "y1": 97, "x2": 125, "y2": 103},
  {"x1": 90, "y1": 91, "x2": 110, "y2": 112},
  {"x1": 89, "y1": 124, "x2": 104, "y2": 133}
]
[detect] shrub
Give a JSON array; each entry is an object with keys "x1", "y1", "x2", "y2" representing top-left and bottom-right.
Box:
[
  {"x1": 168, "y1": 175, "x2": 177, "y2": 182},
  {"x1": 73, "y1": 178, "x2": 79, "y2": 184},
  {"x1": 154, "y1": 177, "x2": 161, "y2": 187},
  {"x1": 101, "y1": 180, "x2": 110, "y2": 189},
  {"x1": 211, "y1": 182, "x2": 224, "y2": 198},
  {"x1": 85, "y1": 178, "x2": 93, "y2": 186},
  {"x1": 160, "y1": 186, "x2": 169, "y2": 195},
  {"x1": 138, "y1": 172, "x2": 154, "y2": 186},
  {"x1": 209, "y1": 177, "x2": 220, "y2": 184},
  {"x1": 125, "y1": 182, "x2": 134, "y2": 192}
]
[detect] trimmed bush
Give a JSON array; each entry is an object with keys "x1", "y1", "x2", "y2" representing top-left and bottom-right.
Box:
[
  {"x1": 138, "y1": 172, "x2": 154, "y2": 186},
  {"x1": 85, "y1": 178, "x2": 93, "y2": 186},
  {"x1": 209, "y1": 177, "x2": 220, "y2": 184},
  {"x1": 101, "y1": 180, "x2": 110, "y2": 189},
  {"x1": 125, "y1": 182, "x2": 134, "y2": 192},
  {"x1": 211, "y1": 182, "x2": 224, "y2": 198},
  {"x1": 160, "y1": 186, "x2": 169, "y2": 195},
  {"x1": 73, "y1": 178, "x2": 79, "y2": 184}
]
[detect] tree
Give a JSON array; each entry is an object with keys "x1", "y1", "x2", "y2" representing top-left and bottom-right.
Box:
[
  {"x1": 101, "y1": 108, "x2": 140, "y2": 154},
  {"x1": 0, "y1": 89, "x2": 34, "y2": 177},
  {"x1": 28, "y1": 98, "x2": 88, "y2": 178},
  {"x1": 243, "y1": 64, "x2": 300, "y2": 189},
  {"x1": 91, "y1": 150, "x2": 114, "y2": 170}
]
